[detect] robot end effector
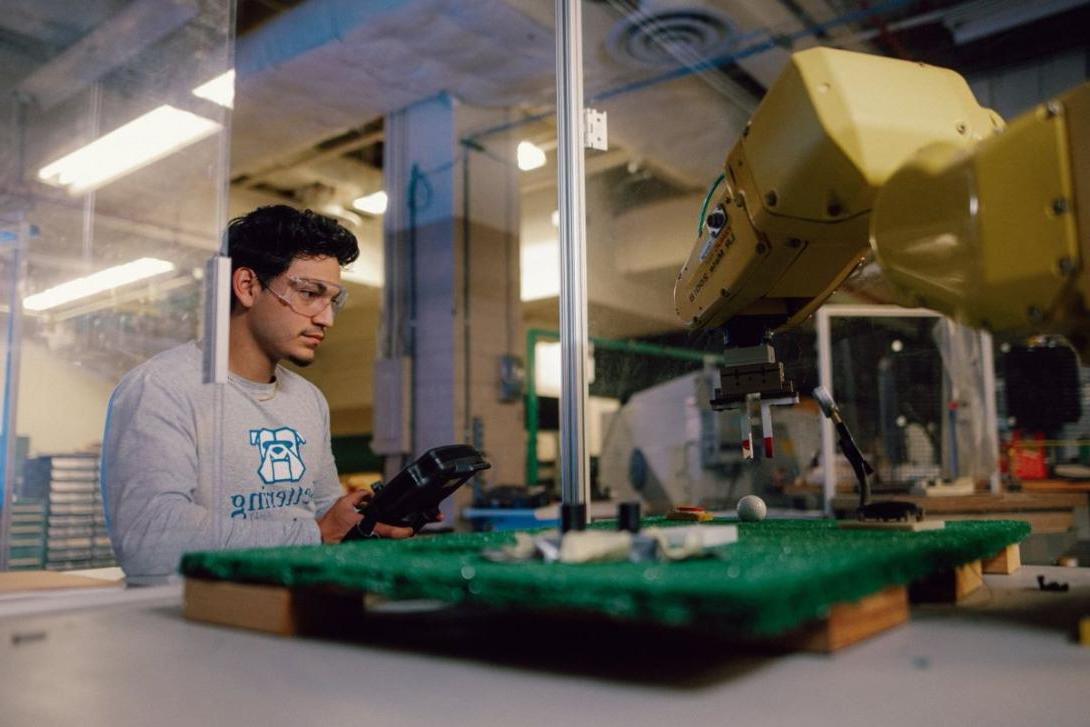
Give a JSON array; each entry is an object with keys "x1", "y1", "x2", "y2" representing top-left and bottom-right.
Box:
[{"x1": 711, "y1": 343, "x2": 797, "y2": 461}]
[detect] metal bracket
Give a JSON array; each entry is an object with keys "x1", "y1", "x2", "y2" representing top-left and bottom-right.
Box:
[
  {"x1": 201, "y1": 255, "x2": 231, "y2": 385},
  {"x1": 498, "y1": 354, "x2": 524, "y2": 402},
  {"x1": 583, "y1": 108, "x2": 608, "y2": 151}
]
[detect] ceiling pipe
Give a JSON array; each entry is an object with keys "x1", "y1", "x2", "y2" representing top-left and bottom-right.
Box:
[
  {"x1": 234, "y1": 130, "x2": 383, "y2": 187},
  {"x1": 16, "y1": 0, "x2": 199, "y2": 111},
  {"x1": 236, "y1": 0, "x2": 413, "y2": 80}
]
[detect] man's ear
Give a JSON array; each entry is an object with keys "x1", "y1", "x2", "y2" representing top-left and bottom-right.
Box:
[{"x1": 232, "y1": 267, "x2": 260, "y2": 310}]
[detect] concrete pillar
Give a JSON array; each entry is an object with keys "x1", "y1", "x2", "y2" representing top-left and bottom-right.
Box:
[{"x1": 375, "y1": 94, "x2": 524, "y2": 519}]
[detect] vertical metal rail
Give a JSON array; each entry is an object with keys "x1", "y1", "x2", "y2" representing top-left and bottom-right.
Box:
[
  {"x1": 0, "y1": 220, "x2": 28, "y2": 571},
  {"x1": 205, "y1": 15, "x2": 236, "y2": 546},
  {"x1": 525, "y1": 328, "x2": 541, "y2": 488},
  {"x1": 816, "y1": 307, "x2": 836, "y2": 516},
  {"x1": 979, "y1": 330, "x2": 1001, "y2": 494},
  {"x1": 554, "y1": 0, "x2": 590, "y2": 516}
]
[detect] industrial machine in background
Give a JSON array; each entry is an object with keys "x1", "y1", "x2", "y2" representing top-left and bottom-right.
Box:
[
  {"x1": 1000, "y1": 341, "x2": 1087, "y2": 484},
  {"x1": 674, "y1": 46, "x2": 1088, "y2": 466},
  {"x1": 601, "y1": 369, "x2": 821, "y2": 513}
]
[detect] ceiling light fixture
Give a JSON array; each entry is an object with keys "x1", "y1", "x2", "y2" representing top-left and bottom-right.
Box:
[
  {"x1": 517, "y1": 141, "x2": 547, "y2": 171},
  {"x1": 24, "y1": 257, "x2": 176, "y2": 312},
  {"x1": 192, "y1": 69, "x2": 235, "y2": 108},
  {"x1": 38, "y1": 105, "x2": 221, "y2": 195},
  {"x1": 521, "y1": 239, "x2": 559, "y2": 301},
  {"x1": 352, "y1": 191, "x2": 388, "y2": 215}
]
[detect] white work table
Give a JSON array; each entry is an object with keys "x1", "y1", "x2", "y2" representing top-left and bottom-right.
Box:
[{"x1": 0, "y1": 566, "x2": 1087, "y2": 727}]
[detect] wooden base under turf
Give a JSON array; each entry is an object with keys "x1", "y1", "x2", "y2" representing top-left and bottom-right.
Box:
[
  {"x1": 184, "y1": 578, "x2": 909, "y2": 654},
  {"x1": 982, "y1": 544, "x2": 1021, "y2": 574},
  {"x1": 183, "y1": 545, "x2": 1024, "y2": 647},
  {"x1": 910, "y1": 560, "x2": 984, "y2": 603},
  {"x1": 183, "y1": 579, "x2": 365, "y2": 637},
  {"x1": 786, "y1": 586, "x2": 909, "y2": 653},
  {"x1": 184, "y1": 579, "x2": 297, "y2": 635},
  {"x1": 180, "y1": 521, "x2": 1027, "y2": 654},
  {"x1": 906, "y1": 544, "x2": 1022, "y2": 603}
]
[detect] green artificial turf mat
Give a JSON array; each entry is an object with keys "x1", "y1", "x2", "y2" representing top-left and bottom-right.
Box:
[{"x1": 180, "y1": 518, "x2": 1029, "y2": 637}]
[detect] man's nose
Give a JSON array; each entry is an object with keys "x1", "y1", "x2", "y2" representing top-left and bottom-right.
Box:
[{"x1": 314, "y1": 302, "x2": 335, "y2": 327}]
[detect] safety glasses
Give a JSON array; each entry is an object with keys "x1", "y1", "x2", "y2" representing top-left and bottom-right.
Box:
[{"x1": 262, "y1": 274, "x2": 349, "y2": 316}]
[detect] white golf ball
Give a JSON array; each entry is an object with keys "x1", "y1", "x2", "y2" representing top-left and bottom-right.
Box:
[{"x1": 737, "y1": 495, "x2": 767, "y2": 522}]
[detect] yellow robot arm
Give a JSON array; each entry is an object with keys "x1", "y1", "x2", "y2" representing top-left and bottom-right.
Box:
[
  {"x1": 873, "y1": 81, "x2": 1089, "y2": 355},
  {"x1": 674, "y1": 46, "x2": 1002, "y2": 336},
  {"x1": 675, "y1": 46, "x2": 1088, "y2": 356}
]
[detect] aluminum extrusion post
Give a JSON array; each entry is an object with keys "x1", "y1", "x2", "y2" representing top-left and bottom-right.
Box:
[
  {"x1": 554, "y1": 0, "x2": 591, "y2": 520},
  {"x1": 0, "y1": 220, "x2": 27, "y2": 571}
]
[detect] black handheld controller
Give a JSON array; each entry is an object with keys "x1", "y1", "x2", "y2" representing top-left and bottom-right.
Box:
[{"x1": 342, "y1": 444, "x2": 490, "y2": 540}]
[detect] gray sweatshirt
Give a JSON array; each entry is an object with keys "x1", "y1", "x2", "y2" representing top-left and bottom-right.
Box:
[{"x1": 101, "y1": 341, "x2": 341, "y2": 582}]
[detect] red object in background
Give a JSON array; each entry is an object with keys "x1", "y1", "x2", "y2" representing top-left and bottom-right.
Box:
[{"x1": 1007, "y1": 431, "x2": 1048, "y2": 480}]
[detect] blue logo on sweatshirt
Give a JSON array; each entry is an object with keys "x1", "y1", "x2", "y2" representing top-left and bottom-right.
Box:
[{"x1": 248, "y1": 426, "x2": 306, "y2": 484}]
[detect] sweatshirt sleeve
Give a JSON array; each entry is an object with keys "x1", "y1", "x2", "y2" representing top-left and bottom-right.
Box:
[
  {"x1": 101, "y1": 371, "x2": 321, "y2": 581},
  {"x1": 309, "y1": 385, "x2": 344, "y2": 519}
]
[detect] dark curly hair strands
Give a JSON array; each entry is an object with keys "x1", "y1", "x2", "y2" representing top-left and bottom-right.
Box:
[{"x1": 225, "y1": 205, "x2": 360, "y2": 310}]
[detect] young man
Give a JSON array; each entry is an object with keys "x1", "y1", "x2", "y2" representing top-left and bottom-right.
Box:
[{"x1": 102, "y1": 205, "x2": 411, "y2": 582}]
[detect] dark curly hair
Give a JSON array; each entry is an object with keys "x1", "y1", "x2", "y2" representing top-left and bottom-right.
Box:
[{"x1": 226, "y1": 205, "x2": 359, "y2": 310}]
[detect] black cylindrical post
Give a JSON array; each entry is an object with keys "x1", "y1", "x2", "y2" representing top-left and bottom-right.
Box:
[
  {"x1": 617, "y1": 501, "x2": 641, "y2": 533},
  {"x1": 561, "y1": 503, "x2": 586, "y2": 533}
]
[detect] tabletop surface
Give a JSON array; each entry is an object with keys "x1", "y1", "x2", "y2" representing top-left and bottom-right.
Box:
[{"x1": 0, "y1": 565, "x2": 1087, "y2": 727}]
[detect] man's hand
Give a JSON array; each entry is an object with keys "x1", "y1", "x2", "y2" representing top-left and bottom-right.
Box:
[
  {"x1": 374, "y1": 506, "x2": 444, "y2": 537},
  {"x1": 317, "y1": 490, "x2": 366, "y2": 544},
  {"x1": 355, "y1": 489, "x2": 416, "y2": 539},
  {"x1": 372, "y1": 521, "x2": 415, "y2": 539},
  {"x1": 316, "y1": 489, "x2": 418, "y2": 542}
]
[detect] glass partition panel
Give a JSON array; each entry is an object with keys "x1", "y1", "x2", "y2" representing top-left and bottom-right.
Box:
[
  {"x1": 0, "y1": 0, "x2": 233, "y2": 571},
  {"x1": 575, "y1": 1, "x2": 1014, "y2": 518},
  {"x1": 579, "y1": 0, "x2": 793, "y2": 516},
  {"x1": 216, "y1": 2, "x2": 560, "y2": 533},
  {"x1": 829, "y1": 315, "x2": 946, "y2": 491},
  {"x1": 816, "y1": 306, "x2": 1000, "y2": 509}
]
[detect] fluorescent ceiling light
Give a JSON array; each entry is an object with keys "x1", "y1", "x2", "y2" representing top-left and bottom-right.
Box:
[
  {"x1": 517, "y1": 141, "x2": 546, "y2": 171},
  {"x1": 192, "y1": 69, "x2": 235, "y2": 108},
  {"x1": 24, "y1": 257, "x2": 175, "y2": 311},
  {"x1": 38, "y1": 105, "x2": 221, "y2": 195},
  {"x1": 352, "y1": 191, "x2": 388, "y2": 215},
  {"x1": 521, "y1": 239, "x2": 559, "y2": 301}
]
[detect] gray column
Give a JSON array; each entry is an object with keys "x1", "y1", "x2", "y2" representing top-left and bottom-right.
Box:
[{"x1": 376, "y1": 94, "x2": 525, "y2": 518}]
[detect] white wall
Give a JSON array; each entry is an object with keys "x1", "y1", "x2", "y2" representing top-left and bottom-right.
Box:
[
  {"x1": 520, "y1": 184, "x2": 680, "y2": 329},
  {"x1": 16, "y1": 341, "x2": 114, "y2": 456}
]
